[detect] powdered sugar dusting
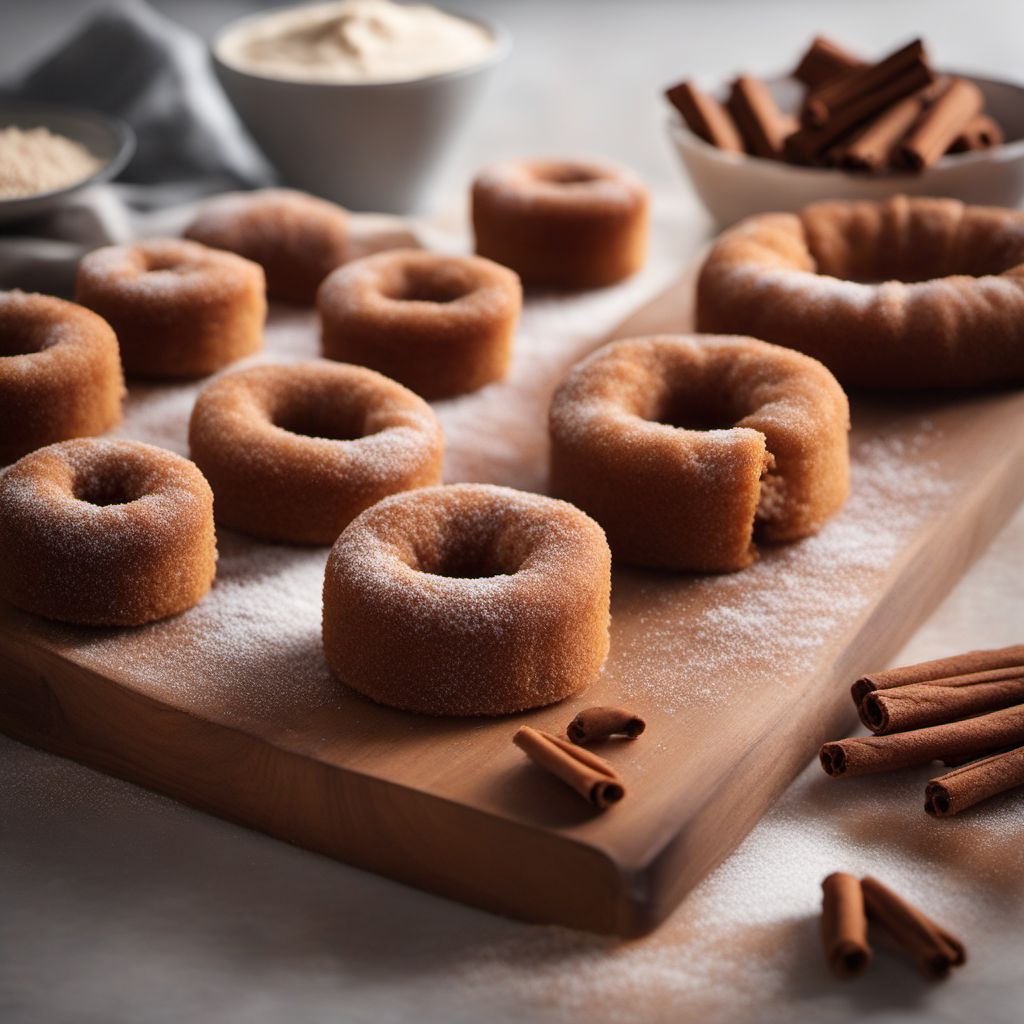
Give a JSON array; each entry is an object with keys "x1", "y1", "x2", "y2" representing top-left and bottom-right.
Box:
[
  {"x1": 34, "y1": 208, "x2": 684, "y2": 722},
  {"x1": 23, "y1": 204, "x2": 978, "y2": 733},
  {"x1": 611, "y1": 420, "x2": 952, "y2": 713},
  {"x1": 450, "y1": 756, "x2": 1023, "y2": 1023}
]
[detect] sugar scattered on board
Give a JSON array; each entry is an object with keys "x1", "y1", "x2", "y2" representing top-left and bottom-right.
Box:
[
  {"x1": 611, "y1": 421, "x2": 953, "y2": 714},
  {"x1": 60, "y1": 206, "x2": 959, "y2": 734},
  {"x1": 62, "y1": 212, "x2": 685, "y2": 723}
]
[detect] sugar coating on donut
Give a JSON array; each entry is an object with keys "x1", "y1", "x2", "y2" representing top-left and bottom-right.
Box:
[
  {"x1": 184, "y1": 188, "x2": 349, "y2": 304},
  {"x1": 549, "y1": 334, "x2": 850, "y2": 572},
  {"x1": 472, "y1": 157, "x2": 650, "y2": 289},
  {"x1": 75, "y1": 238, "x2": 266, "y2": 379},
  {"x1": 323, "y1": 482, "x2": 611, "y2": 716},
  {"x1": 473, "y1": 159, "x2": 648, "y2": 211},
  {"x1": 0, "y1": 290, "x2": 125, "y2": 465},
  {"x1": 318, "y1": 248, "x2": 521, "y2": 399},
  {"x1": 189, "y1": 359, "x2": 444, "y2": 545},
  {"x1": 0, "y1": 438, "x2": 216, "y2": 625},
  {"x1": 696, "y1": 195, "x2": 1024, "y2": 389}
]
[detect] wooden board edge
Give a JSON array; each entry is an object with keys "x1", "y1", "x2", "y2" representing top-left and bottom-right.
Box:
[
  {"x1": 0, "y1": 630, "x2": 657, "y2": 935},
  {"x1": 628, "y1": 431, "x2": 1024, "y2": 933}
]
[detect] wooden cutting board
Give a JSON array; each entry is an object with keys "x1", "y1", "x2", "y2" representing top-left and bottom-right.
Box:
[{"x1": 2, "y1": 234, "x2": 1023, "y2": 937}]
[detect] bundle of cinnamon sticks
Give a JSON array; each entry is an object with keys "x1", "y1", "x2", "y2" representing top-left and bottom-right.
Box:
[
  {"x1": 820, "y1": 644, "x2": 1024, "y2": 815},
  {"x1": 665, "y1": 35, "x2": 1005, "y2": 173}
]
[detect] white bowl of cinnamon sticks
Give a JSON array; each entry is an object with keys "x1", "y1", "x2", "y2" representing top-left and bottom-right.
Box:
[{"x1": 665, "y1": 36, "x2": 1024, "y2": 225}]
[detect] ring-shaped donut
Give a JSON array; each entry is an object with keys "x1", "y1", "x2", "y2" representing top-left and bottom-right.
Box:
[
  {"x1": 318, "y1": 249, "x2": 521, "y2": 399},
  {"x1": 548, "y1": 334, "x2": 850, "y2": 572},
  {"x1": 696, "y1": 195, "x2": 1024, "y2": 389},
  {"x1": 188, "y1": 360, "x2": 444, "y2": 545},
  {"x1": 472, "y1": 158, "x2": 650, "y2": 289},
  {"x1": 185, "y1": 188, "x2": 349, "y2": 304},
  {"x1": 75, "y1": 238, "x2": 266, "y2": 379},
  {"x1": 0, "y1": 290, "x2": 124, "y2": 465},
  {"x1": 322, "y1": 483, "x2": 611, "y2": 716},
  {"x1": 0, "y1": 438, "x2": 216, "y2": 625}
]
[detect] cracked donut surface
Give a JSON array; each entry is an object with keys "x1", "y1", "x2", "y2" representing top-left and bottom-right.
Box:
[{"x1": 548, "y1": 334, "x2": 850, "y2": 572}]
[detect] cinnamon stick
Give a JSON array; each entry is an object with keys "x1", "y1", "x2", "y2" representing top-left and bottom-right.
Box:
[
  {"x1": 851, "y1": 644, "x2": 1024, "y2": 706},
  {"x1": 567, "y1": 706, "x2": 646, "y2": 745},
  {"x1": 861, "y1": 876, "x2": 966, "y2": 979},
  {"x1": 513, "y1": 726, "x2": 624, "y2": 809},
  {"x1": 898, "y1": 77, "x2": 984, "y2": 170},
  {"x1": 820, "y1": 704, "x2": 1024, "y2": 778},
  {"x1": 950, "y1": 113, "x2": 1005, "y2": 153},
  {"x1": 925, "y1": 745, "x2": 1024, "y2": 817},
  {"x1": 821, "y1": 873, "x2": 872, "y2": 978},
  {"x1": 832, "y1": 84, "x2": 936, "y2": 170},
  {"x1": 727, "y1": 75, "x2": 795, "y2": 159},
  {"x1": 803, "y1": 39, "x2": 930, "y2": 128},
  {"x1": 665, "y1": 80, "x2": 745, "y2": 153},
  {"x1": 784, "y1": 61, "x2": 933, "y2": 164},
  {"x1": 858, "y1": 668, "x2": 1024, "y2": 734},
  {"x1": 793, "y1": 36, "x2": 865, "y2": 89}
]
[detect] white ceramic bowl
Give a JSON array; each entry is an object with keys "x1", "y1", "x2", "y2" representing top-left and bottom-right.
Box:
[
  {"x1": 0, "y1": 102, "x2": 134, "y2": 226},
  {"x1": 212, "y1": 6, "x2": 509, "y2": 214},
  {"x1": 668, "y1": 72, "x2": 1024, "y2": 225}
]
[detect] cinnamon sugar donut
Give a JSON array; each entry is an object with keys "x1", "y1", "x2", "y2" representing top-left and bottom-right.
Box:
[
  {"x1": 322, "y1": 483, "x2": 611, "y2": 716},
  {"x1": 189, "y1": 360, "x2": 444, "y2": 545},
  {"x1": 696, "y1": 195, "x2": 1024, "y2": 389},
  {"x1": 549, "y1": 335, "x2": 850, "y2": 572},
  {"x1": 318, "y1": 249, "x2": 521, "y2": 399},
  {"x1": 0, "y1": 291, "x2": 124, "y2": 465},
  {"x1": 0, "y1": 439, "x2": 216, "y2": 626},
  {"x1": 184, "y1": 188, "x2": 349, "y2": 304},
  {"x1": 472, "y1": 158, "x2": 650, "y2": 289},
  {"x1": 75, "y1": 238, "x2": 265, "y2": 379}
]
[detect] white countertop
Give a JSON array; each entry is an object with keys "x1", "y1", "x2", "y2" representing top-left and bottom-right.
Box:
[
  {"x1": 2, "y1": 2, "x2": 1023, "y2": 1022},
  {"x1": 3, "y1": 506, "x2": 1021, "y2": 1024}
]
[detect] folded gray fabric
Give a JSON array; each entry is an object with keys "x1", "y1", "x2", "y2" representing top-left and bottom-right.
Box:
[{"x1": 0, "y1": 0, "x2": 273, "y2": 293}]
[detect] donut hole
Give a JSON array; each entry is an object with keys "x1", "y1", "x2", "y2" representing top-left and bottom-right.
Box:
[
  {"x1": 129, "y1": 245, "x2": 196, "y2": 277},
  {"x1": 406, "y1": 523, "x2": 523, "y2": 580},
  {"x1": 807, "y1": 244, "x2": 1000, "y2": 284},
  {"x1": 647, "y1": 383, "x2": 744, "y2": 433},
  {"x1": 73, "y1": 469, "x2": 147, "y2": 507},
  {"x1": 0, "y1": 318, "x2": 49, "y2": 357},
  {"x1": 653, "y1": 395, "x2": 740, "y2": 432},
  {"x1": 383, "y1": 265, "x2": 473, "y2": 305},
  {"x1": 427, "y1": 545, "x2": 515, "y2": 579},
  {"x1": 533, "y1": 165, "x2": 601, "y2": 186},
  {"x1": 803, "y1": 207, "x2": 1024, "y2": 283},
  {"x1": 272, "y1": 403, "x2": 372, "y2": 443},
  {"x1": 141, "y1": 251, "x2": 191, "y2": 274}
]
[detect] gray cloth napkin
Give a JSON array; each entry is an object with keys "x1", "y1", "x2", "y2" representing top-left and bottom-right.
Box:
[{"x1": 0, "y1": 0, "x2": 274, "y2": 293}]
